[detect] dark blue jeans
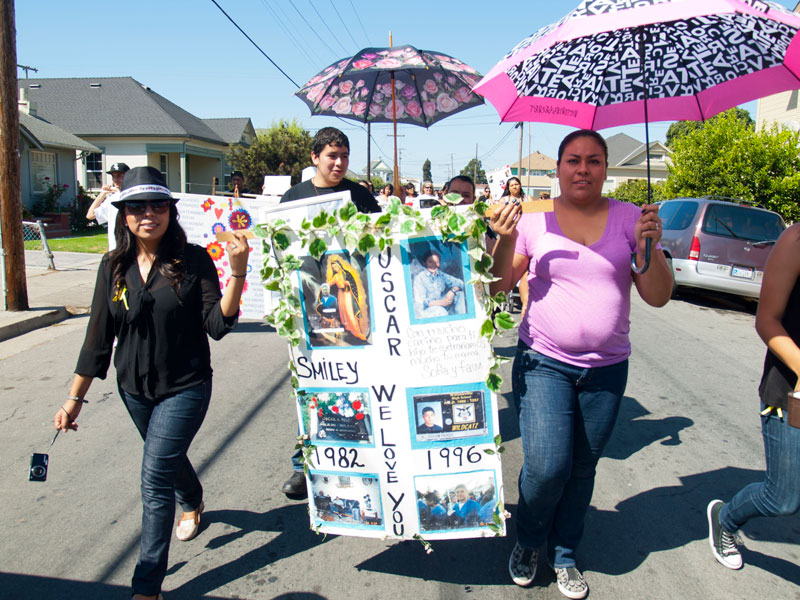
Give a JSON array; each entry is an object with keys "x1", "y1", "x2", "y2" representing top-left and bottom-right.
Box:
[
  {"x1": 120, "y1": 380, "x2": 211, "y2": 596},
  {"x1": 512, "y1": 342, "x2": 628, "y2": 568},
  {"x1": 720, "y1": 406, "x2": 800, "y2": 532}
]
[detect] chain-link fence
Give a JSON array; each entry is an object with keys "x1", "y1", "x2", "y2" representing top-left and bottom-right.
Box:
[{"x1": 22, "y1": 220, "x2": 55, "y2": 270}]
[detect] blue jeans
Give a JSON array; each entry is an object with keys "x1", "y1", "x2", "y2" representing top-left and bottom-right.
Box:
[
  {"x1": 512, "y1": 342, "x2": 628, "y2": 568},
  {"x1": 720, "y1": 407, "x2": 800, "y2": 532},
  {"x1": 120, "y1": 380, "x2": 211, "y2": 596}
]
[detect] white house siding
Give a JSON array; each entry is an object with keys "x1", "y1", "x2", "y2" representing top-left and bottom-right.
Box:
[{"x1": 756, "y1": 90, "x2": 800, "y2": 132}]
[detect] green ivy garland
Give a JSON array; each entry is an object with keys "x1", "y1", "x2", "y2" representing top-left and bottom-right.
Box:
[{"x1": 256, "y1": 194, "x2": 515, "y2": 392}]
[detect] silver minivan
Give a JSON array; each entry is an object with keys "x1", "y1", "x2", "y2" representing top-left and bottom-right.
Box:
[{"x1": 657, "y1": 198, "x2": 786, "y2": 299}]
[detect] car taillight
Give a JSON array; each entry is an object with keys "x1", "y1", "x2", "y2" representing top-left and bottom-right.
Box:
[{"x1": 689, "y1": 236, "x2": 700, "y2": 261}]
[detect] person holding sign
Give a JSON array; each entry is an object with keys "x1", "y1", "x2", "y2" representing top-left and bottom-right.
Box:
[
  {"x1": 53, "y1": 167, "x2": 249, "y2": 600},
  {"x1": 489, "y1": 129, "x2": 672, "y2": 599},
  {"x1": 280, "y1": 127, "x2": 380, "y2": 499}
]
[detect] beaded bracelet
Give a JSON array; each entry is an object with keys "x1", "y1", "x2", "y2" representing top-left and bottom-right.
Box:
[
  {"x1": 66, "y1": 395, "x2": 88, "y2": 404},
  {"x1": 231, "y1": 273, "x2": 246, "y2": 278}
]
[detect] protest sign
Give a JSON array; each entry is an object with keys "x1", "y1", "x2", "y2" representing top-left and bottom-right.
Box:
[
  {"x1": 261, "y1": 195, "x2": 509, "y2": 542},
  {"x1": 176, "y1": 192, "x2": 279, "y2": 319}
]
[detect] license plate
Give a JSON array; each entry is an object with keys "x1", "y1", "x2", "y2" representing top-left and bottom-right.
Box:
[{"x1": 731, "y1": 265, "x2": 754, "y2": 279}]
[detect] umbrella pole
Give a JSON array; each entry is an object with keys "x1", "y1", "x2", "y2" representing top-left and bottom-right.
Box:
[
  {"x1": 391, "y1": 70, "x2": 399, "y2": 193},
  {"x1": 631, "y1": 25, "x2": 652, "y2": 274},
  {"x1": 366, "y1": 122, "x2": 371, "y2": 183}
]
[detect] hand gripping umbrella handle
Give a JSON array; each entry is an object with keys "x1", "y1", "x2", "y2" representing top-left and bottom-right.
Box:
[{"x1": 631, "y1": 238, "x2": 651, "y2": 274}]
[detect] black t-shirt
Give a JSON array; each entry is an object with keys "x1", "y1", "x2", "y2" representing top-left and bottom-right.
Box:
[
  {"x1": 280, "y1": 178, "x2": 380, "y2": 213},
  {"x1": 759, "y1": 275, "x2": 800, "y2": 406}
]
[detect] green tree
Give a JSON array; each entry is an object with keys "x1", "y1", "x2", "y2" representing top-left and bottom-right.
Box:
[
  {"x1": 666, "y1": 107, "x2": 754, "y2": 148},
  {"x1": 226, "y1": 119, "x2": 313, "y2": 188},
  {"x1": 422, "y1": 158, "x2": 432, "y2": 182},
  {"x1": 665, "y1": 109, "x2": 800, "y2": 222},
  {"x1": 611, "y1": 179, "x2": 666, "y2": 206},
  {"x1": 370, "y1": 176, "x2": 388, "y2": 192},
  {"x1": 460, "y1": 158, "x2": 487, "y2": 184}
]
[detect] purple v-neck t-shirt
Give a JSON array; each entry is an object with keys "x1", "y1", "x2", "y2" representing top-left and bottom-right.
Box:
[{"x1": 514, "y1": 198, "x2": 642, "y2": 368}]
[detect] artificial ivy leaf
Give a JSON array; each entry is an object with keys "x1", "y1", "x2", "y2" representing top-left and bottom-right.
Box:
[
  {"x1": 400, "y1": 220, "x2": 416, "y2": 234},
  {"x1": 273, "y1": 232, "x2": 290, "y2": 250},
  {"x1": 265, "y1": 280, "x2": 280, "y2": 291},
  {"x1": 484, "y1": 448, "x2": 495, "y2": 455},
  {"x1": 480, "y1": 318, "x2": 494, "y2": 337},
  {"x1": 309, "y1": 237, "x2": 328, "y2": 259},
  {"x1": 487, "y1": 372, "x2": 502, "y2": 392},
  {"x1": 443, "y1": 192, "x2": 463, "y2": 205},
  {"x1": 343, "y1": 233, "x2": 358, "y2": 252},
  {"x1": 358, "y1": 233, "x2": 376, "y2": 253},
  {"x1": 494, "y1": 311, "x2": 515, "y2": 330},
  {"x1": 379, "y1": 237, "x2": 387, "y2": 252},
  {"x1": 300, "y1": 220, "x2": 312, "y2": 231},
  {"x1": 494, "y1": 434, "x2": 502, "y2": 446},
  {"x1": 339, "y1": 202, "x2": 358, "y2": 221},
  {"x1": 260, "y1": 266, "x2": 274, "y2": 279},
  {"x1": 312, "y1": 212, "x2": 328, "y2": 228},
  {"x1": 376, "y1": 213, "x2": 392, "y2": 227},
  {"x1": 430, "y1": 205, "x2": 447, "y2": 218}
]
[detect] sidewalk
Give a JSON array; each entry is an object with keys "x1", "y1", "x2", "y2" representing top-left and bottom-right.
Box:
[{"x1": 0, "y1": 250, "x2": 102, "y2": 342}]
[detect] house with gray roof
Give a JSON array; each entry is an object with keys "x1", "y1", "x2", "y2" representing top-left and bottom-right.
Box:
[
  {"x1": 18, "y1": 91, "x2": 100, "y2": 211},
  {"x1": 18, "y1": 77, "x2": 255, "y2": 195},
  {"x1": 602, "y1": 132, "x2": 670, "y2": 195}
]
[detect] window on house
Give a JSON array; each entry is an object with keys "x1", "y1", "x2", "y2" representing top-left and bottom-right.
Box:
[
  {"x1": 31, "y1": 150, "x2": 56, "y2": 193},
  {"x1": 159, "y1": 154, "x2": 168, "y2": 182},
  {"x1": 648, "y1": 153, "x2": 664, "y2": 161},
  {"x1": 85, "y1": 152, "x2": 103, "y2": 189}
]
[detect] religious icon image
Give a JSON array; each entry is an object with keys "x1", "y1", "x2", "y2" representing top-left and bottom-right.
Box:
[{"x1": 299, "y1": 251, "x2": 372, "y2": 348}]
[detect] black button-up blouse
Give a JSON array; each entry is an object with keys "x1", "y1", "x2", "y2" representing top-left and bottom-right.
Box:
[{"x1": 75, "y1": 244, "x2": 238, "y2": 399}]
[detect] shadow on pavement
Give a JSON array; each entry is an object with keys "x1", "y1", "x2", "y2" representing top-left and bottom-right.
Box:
[
  {"x1": 0, "y1": 572, "x2": 231, "y2": 600},
  {"x1": 604, "y1": 396, "x2": 694, "y2": 461},
  {"x1": 583, "y1": 467, "x2": 800, "y2": 585},
  {"x1": 168, "y1": 504, "x2": 332, "y2": 598},
  {"x1": 355, "y1": 531, "x2": 515, "y2": 585}
]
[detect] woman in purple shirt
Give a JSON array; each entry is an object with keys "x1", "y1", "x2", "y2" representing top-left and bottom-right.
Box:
[{"x1": 489, "y1": 130, "x2": 673, "y2": 599}]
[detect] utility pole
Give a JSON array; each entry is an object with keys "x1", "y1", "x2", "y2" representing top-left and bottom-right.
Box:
[
  {"x1": 16, "y1": 63, "x2": 36, "y2": 78},
  {"x1": 1, "y1": 0, "x2": 28, "y2": 311},
  {"x1": 449, "y1": 153, "x2": 455, "y2": 181},
  {"x1": 473, "y1": 143, "x2": 478, "y2": 183},
  {"x1": 518, "y1": 122, "x2": 524, "y2": 182}
]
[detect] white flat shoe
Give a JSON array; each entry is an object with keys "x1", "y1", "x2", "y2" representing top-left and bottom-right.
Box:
[{"x1": 175, "y1": 501, "x2": 204, "y2": 541}]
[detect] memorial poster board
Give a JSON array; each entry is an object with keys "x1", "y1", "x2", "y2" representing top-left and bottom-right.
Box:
[{"x1": 264, "y1": 196, "x2": 506, "y2": 542}]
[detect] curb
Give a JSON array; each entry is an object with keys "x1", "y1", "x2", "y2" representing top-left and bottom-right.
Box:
[{"x1": 0, "y1": 307, "x2": 71, "y2": 342}]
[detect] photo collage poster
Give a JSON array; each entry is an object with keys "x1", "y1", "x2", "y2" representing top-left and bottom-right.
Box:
[
  {"x1": 176, "y1": 192, "x2": 280, "y2": 319},
  {"x1": 276, "y1": 197, "x2": 505, "y2": 541}
]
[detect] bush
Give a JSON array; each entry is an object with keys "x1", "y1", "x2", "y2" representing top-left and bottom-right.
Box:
[{"x1": 70, "y1": 185, "x2": 96, "y2": 232}]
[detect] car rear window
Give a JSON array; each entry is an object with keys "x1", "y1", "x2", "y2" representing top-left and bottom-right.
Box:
[
  {"x1": 701, "y1": 204, "x2": 785, "y2": 242},
  {"x1": 661, "y1": 201, "x2": 698, "y2": 230}
]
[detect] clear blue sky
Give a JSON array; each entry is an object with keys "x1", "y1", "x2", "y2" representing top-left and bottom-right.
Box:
[{"x1": 13, "y1": 0, "x2": 798, "y2": 184}]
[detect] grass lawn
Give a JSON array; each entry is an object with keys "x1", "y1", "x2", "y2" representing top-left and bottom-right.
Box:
[{"x1": 25, "y1": 229, "x2": 108, "y2": 253}]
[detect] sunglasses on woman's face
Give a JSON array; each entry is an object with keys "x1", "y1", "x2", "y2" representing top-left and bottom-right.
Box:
[{"x1": 125, "y1": 200, "x2": 171, "y2": 215}]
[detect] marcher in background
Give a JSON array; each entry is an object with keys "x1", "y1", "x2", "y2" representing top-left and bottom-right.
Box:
[
  {"x1": 54, "y1": 167, "x2": 249, "y2": 600},
  {"x1": 707, "y1": 224, "x2": 800, "y2": 570},
  {"x1": 230, "y1": 170, "x2": 251, "y2": 197},
  {"x1": 479, "y1": 185, "x2": 493, "y2": 204},
  {"x1": 418, "y1": 181, "x2": 438, "y2": 209},
  {"x1": 280, "y1": 127, "x2": 379, "y2": 498},
  {"x1": 446, "y1": 175, "x2": 475, "y2": 205},
  {"x1": 377, "y1": 183, "x2": 394, "y2": 208},
  {"x1": 404, "y1": 182, "x2": 417, "y2": 206},
  {"x1": 489, "y1": 129, "x2": 672, "y2": 599},
  {"x1": 501, "y1": 177, "x2": 529, "y2": 316},
  {"x1": 87, "y1": 162, "x2": 130, "y2": 252}
]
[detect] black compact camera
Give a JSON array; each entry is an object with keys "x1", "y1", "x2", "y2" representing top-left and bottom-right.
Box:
[{"x1": 29, "y1": 452, "x2": 49, "y2": 482}]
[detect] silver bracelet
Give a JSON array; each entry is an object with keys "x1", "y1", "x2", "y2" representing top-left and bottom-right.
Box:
[{"x1": 66, "y1": 395, "x2": 88, "y2": 404}]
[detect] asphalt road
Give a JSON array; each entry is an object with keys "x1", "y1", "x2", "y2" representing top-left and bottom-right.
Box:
[{"x1": 1, "y1": 290, "x2": 798, "y2": 599}]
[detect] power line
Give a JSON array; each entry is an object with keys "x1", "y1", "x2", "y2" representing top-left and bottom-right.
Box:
[
  {"x1": 347, "y1": 0, "x2": 371, "y2": 46},
  {"x1": 328, "y1": 0, "x2": 360, "y2": 51},
  {"x1": 210, "y1": 0, "x2": 301, "y2": 88},
  {"x1": 258, "y1": 0, "x2": 317, "y2": 68},
  {"x1": 305, "y1": 0, "x2": 349, "y2": 55},
  {"x1": 287, "y1": 0, "x2": 340, "y2": 58}
]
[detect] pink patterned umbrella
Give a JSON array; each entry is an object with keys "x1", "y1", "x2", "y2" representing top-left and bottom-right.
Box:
[
  {"x1": 296, "y1": 45, "x2": 483, "y2": 188},
  {"x1": 474, "y1": 0, "x2": 800, "y2": 129}
]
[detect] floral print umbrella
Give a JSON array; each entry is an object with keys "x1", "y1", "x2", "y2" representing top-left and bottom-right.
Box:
[{"x1": 295, "y1": 45, "x2": 484, "y2": 128}]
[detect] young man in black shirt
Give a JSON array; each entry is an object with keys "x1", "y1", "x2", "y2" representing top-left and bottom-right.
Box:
[
  {"x1": 280, "y1": 127, "x2": 380, "y2": 498},
  {"x1": 280, "y1": 127, "x2": 380, "y2": 213}
]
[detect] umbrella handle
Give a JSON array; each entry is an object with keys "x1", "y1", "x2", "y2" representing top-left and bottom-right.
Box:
[{"x1": 631, "y1": 238, "x2": 651, "y2": 274}]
